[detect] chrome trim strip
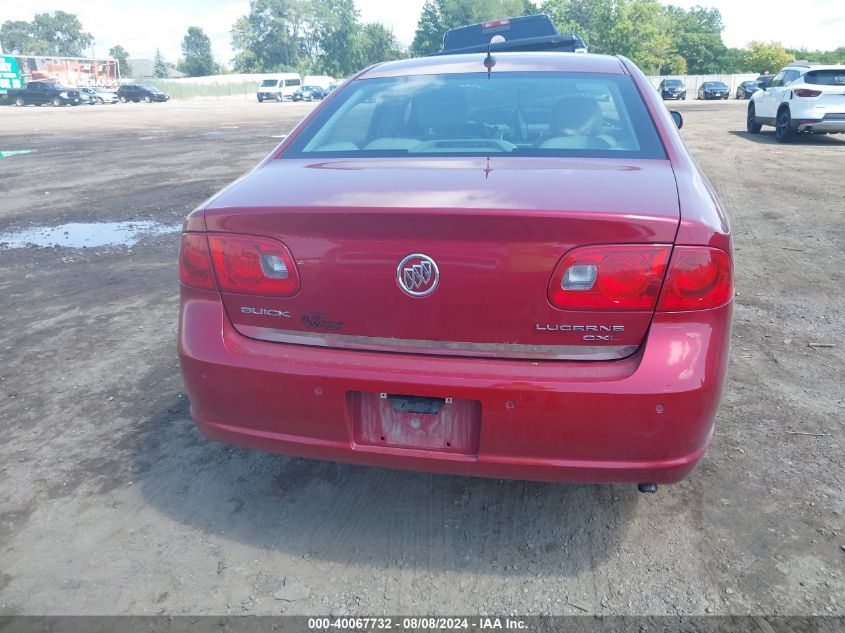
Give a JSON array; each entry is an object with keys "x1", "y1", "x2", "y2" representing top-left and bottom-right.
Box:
[{"x1": 236, "y1": 325, "x2": 638, "y2": 361}]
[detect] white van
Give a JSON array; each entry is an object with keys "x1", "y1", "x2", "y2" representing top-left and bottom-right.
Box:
[
  {"x1": 303, "y1": 75, "x2": 335, "y2": 90},
  {"x1": 256, "y1": 73, "x2": 302, "y2": 102}
]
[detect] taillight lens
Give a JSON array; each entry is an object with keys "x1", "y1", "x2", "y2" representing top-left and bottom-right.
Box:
[
  {"x1": 794, "y1": 89, "x2": 822, "y2": 97},
  {"x1": 208, "y1": 234, "x2": 299, "y2": 296},
  {"x1": 548, "y1": 245, "x2": 671, "y2": 310},
  {"x1": 657, "y1": 246, "x2": 733, "y2": 311},
  {"x1": 179, "y1": 233, "x2": 215, "y2": 290}
]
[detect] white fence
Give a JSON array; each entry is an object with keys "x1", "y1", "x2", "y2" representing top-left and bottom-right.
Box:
[
  {"x1": 646, "y1": 73, "x2": 760, "y2": 96},
  {"x1": 129, "y1": 71, "x2": 768, "y2": 100}
]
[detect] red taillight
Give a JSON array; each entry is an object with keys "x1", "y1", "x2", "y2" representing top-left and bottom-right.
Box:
[
  {"x1": 179, "y1": 233, "x2": 215, "y2": 290},
  {"x1": 548, "y1": 245, "x2": 671, "y2": 311},
  {"x1": 208, "y1": 234, "x2": 300, "y2": 296},
  {"x1": 794, "y1": 88, "x2": 822, "y2": 97},
  {"x1": 657, "y1": 246, "x2": 733, "y2": 311}
]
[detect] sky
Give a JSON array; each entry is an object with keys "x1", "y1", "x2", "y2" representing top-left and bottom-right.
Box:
[{"x1": 1, "y1": 0, "x2": 843, "y2": 64}]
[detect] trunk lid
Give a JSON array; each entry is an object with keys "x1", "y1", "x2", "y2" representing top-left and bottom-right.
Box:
[{"x1": 204, "y1": 157, "x2": 680, "y2": 360}]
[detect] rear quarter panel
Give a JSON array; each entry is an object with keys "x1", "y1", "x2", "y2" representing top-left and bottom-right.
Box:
[{"x1": 620, "y1": 57, "x2": 731, "y2": 253}]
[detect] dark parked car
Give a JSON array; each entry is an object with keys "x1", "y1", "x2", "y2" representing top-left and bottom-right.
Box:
[
  {"x1": 697, "y1": 81, "x2": 729, "y2": 100},
  {"x1": 116, "y1": 84, "x2": 170, "y2": 103},
  {"x1": 658, "y1": 78, "x2": 686, "y2": 100},
  {"x1": 735, "y1": 81, "x2": 760, "y2": 99},
  {"x1": 756, "y1": 74, "x2": 774, "y2": 90},
  {"x1": 6, "y1": 81, "x2": 81, "y2": 106},
  {"x1": 291, "y1": 85, "x2": 328, "y2": 101}
]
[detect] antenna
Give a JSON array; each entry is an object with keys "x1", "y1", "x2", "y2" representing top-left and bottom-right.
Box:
[{"x1": 483, "y1": 42, "x2": 496, "y2": 79}]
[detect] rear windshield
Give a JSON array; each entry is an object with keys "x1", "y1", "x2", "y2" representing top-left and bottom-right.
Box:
[
  {"x1": 260, "y1": 79, "x2": 278, "y2": 87},
  {"x1": 804, "y1": 70, "x2": 845, "y2": 85},
  {"x1": 282, "y1": 71, "x2": 666, "y2": 159}
]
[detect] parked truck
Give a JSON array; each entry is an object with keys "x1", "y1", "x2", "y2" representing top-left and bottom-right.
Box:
[{"x1": 6, "y1": 80, "x2": 82, "y2": 106}]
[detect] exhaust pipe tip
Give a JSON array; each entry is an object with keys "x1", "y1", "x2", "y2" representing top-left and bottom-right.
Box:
[{"x1": 638, "y1": 482, "x2": 658, "y2": 494}]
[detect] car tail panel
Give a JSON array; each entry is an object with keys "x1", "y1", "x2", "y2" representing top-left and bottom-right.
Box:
[{"x1": 202, "y1": 157, "x2": 680, "y2": 359}]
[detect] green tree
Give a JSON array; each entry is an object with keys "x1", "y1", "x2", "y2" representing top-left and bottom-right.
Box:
[
  {"x1": 411, "y1": 0, "x2": 446, "y2": 56},
  {"x1": 540, "y1": 0, "x2": 614, "y2": 52},
  {"x1": 313, "y1": 0, "x2": 363, "y2": 77},
  {"x1": 787, "y1": 46, "x2": 845, "y2": 64},
  {"x1": 359, "y1": 22, "x2": 405, "y2": 68},
  {"x1": 0, "y1": 21, "x2": 34, "y2": 54},
  {"x1": 153, "y1": 48, "x2": 168, "y2": 78},
  {"x1": 743, "y1": 41, "x2": 794, "y2": 74},
  {"x1": 606, "y1": 0, "x2": 671, "y2": 74},
  {"x1": 718, "y1": 47, "x2": 745, "y2": 73},
  {"x1": 663, "y1": 5, "x2": 726, "y2": 74},
  {"x1": 108, "y1": 45, "x2": 131, "y2": 78},
  {"x1": 410, "y1": 0, "x2": 538, "y2": 57},
  {"x1": 179, "y1": 26, "x2": 217, "y2": 76},
  {"x1": 231, "y1": 0, "x2": 309, "y2": 73},
  {"x1": 662, "y1": 54, "x2": 687, "y2": 75},
  {"x1": 1, "y1": 11, "x2": 93, "y2": 56}
]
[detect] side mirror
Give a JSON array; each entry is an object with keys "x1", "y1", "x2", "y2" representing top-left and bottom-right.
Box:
[{"x1": 670, "y1": 111, "x2": 683, "y2": 130}]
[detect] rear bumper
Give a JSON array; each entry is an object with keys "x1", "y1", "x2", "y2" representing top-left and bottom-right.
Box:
[
  {"x1": 796, "y1": 118, "x2": 845, "y2": 133},
  {"x1": 178, "y1": 288, "x2": 732, "y2": 484}
]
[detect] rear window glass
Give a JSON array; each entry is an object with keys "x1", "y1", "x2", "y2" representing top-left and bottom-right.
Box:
[
  {"x1": 282, "y1": 71, "x2": 666, "y2": 159},
  {"x1": 805, "y1": 70, "x2": 845, "y2": 85}
]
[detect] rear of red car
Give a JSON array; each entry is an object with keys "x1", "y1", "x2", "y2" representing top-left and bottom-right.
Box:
[{"x1": 178, "y1": 52, "x2": 732, "y2": 485}]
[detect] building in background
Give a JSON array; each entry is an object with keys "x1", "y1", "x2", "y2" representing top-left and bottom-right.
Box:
[{"x1": 127, "y1": 58, "x2": 185, "y2": 79}]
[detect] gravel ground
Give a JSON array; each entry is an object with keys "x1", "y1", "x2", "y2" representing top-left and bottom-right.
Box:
[{"x1": 0, "y1": 97, "x2": 842, "y2": 616}]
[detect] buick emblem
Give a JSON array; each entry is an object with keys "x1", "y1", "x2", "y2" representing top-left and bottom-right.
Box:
[{"x1": 397, "y1": 253, "x2": 439, "y2": 297}]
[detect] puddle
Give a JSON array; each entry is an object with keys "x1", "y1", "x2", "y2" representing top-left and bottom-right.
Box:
[{"x1": 0, "y1": 221, "x2": 180, "y2": 249}]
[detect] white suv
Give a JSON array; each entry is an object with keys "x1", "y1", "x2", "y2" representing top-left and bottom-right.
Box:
[{"x1": 747, "y1": 63, "x2": 845, "y2": 142}]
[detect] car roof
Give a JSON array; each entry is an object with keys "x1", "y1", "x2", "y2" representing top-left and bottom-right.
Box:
[
  {"x1": 783, "y1": 63, "x2": 845, "y2": 72},
  {"x1": 360, "y1": 52, "x2": 626, "y2": 79}
]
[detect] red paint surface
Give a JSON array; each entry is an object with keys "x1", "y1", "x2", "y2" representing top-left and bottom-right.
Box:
[
  {"x1": 179, "y1": 286, "x2": 731, "y2": 484},
  {"x1": 178, "y1": 52, "x2": 733, "y2": 484}
]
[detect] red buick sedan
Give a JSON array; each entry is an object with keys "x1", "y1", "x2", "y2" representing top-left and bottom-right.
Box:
[{"x1": 178, "y1": 51, "x2": 732, "y2": 489}]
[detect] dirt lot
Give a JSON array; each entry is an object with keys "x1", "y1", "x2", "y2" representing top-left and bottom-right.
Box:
[{"x1": 0, "y1": 97, "x2": 842, "y2": 617}]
